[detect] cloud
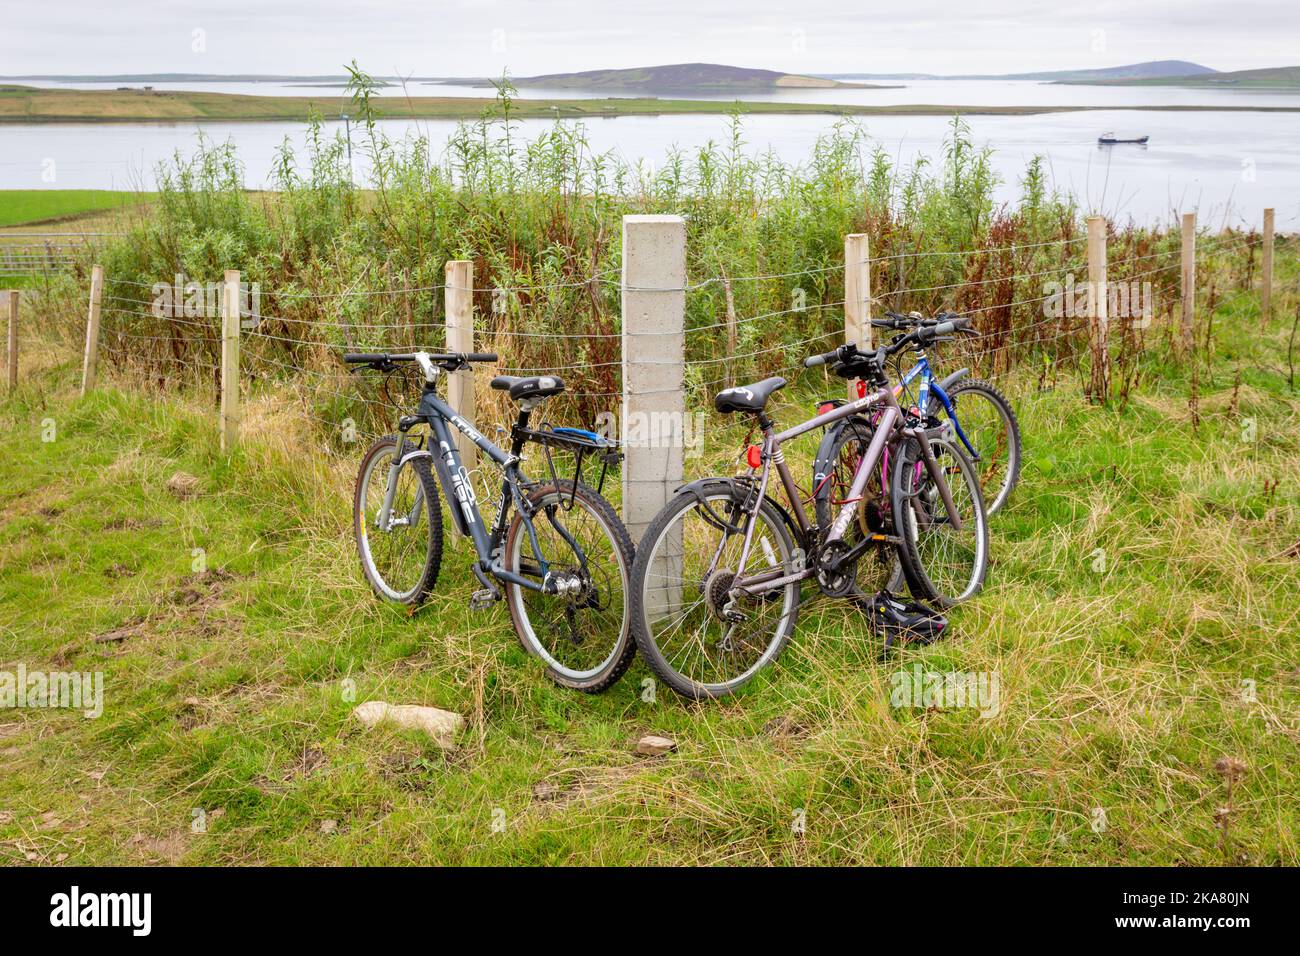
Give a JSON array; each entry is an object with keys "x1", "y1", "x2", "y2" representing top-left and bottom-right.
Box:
[{"x1": 1, "y1": 0, "x2": 1295, "y2": 75}]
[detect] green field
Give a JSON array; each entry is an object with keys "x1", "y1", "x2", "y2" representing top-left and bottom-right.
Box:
[
  {"x1": 0, "y1": 189, "x2": 154, "y2": 228},
  {"x1": 0, "y1": 269, "x2": 1296, "y2": 865},
  {"x1": 3, "y1": 84, "x2": 1300, "y2": 123},
  {"x1": 1068, "y1": 65, "x2": 1300, "y2": 89}
]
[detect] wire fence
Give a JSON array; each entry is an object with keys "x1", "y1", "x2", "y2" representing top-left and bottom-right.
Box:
[{"x1": 50, "y1": 221, "x2": 1278, "y2": 476}]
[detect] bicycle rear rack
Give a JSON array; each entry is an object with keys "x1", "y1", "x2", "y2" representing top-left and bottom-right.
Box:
[{"x1": 517, "y1": 424, "x2": 622, "y2": 509}]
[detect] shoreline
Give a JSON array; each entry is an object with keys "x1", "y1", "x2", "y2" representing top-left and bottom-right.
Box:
[{"x1": 3, "y1": 87, "x2": 1300, "y2": 124}]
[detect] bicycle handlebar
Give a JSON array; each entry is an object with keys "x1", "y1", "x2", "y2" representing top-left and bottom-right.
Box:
[
  {"x1": 803, "y1": 348, "x2": 838, "y2": 369},
  {"x1": 343, "y1": 351, "x2": 499, "y2": 369},
  {"x1": 803, "y1": 314, "x2": 972, "y2": 372}
]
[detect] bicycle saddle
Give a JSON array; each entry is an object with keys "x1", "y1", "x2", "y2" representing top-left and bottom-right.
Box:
[
  {"x1": 713, "y1": 376, "x2": 787, "y2": 415},
  {"x1": 490, "y1": 375, "x2": 566, "y2": 402}
]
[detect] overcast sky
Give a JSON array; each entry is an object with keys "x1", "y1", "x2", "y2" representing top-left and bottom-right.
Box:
[{"x1": 3, "y1": 0, "x2": 1296, "y2": 76}]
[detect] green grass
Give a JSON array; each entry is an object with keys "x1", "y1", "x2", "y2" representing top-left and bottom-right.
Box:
[
  {"x1": 1, "y1": 279, "x2": 1297, "y2": 865},
  {"x1": 0, "y1": 189, "x2": 154, "y2": 227},
  {"x1": 1069, "y1": 65, "x2": 1300, "y2": 89}
]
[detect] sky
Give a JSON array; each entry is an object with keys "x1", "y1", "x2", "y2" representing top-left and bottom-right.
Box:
[{"x1": 2, "y1": 0, "x2": 1297, "y2": 77}]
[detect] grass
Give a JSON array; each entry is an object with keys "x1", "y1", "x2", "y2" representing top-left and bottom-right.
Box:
[
  {"x1": 1071, "y1": 65, "x2": 1300, "y2": 90},
  {"x1": 3, "y1": 85, "x2": 1299, "y2": 123},
  {"x1": 0, "y1": 190, "x2": 154, "y2": 228},
  {"x1": 1, "y1": 272, "x2": 1296, "y2": 865}
]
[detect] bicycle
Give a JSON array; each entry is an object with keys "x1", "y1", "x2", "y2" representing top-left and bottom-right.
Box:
[
  {"x1": 872, "y1": 311, "x2": 1021, "y2": 515},
  {"x1": 344, "y1": 350, "x2": 637, "y2": 693},
  {"x1": 627, "y1": 319, "x2": 989, "y2": 700},
  {"x1": 810, "y1": 311, "x2": 1020, "y2": 594}
]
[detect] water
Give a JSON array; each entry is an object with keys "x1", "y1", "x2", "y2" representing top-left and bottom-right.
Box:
[
  {"x1": 17, "y1": 76, "x2": 1300, "y2": 108},
  {"x1": 3, "y1": 80, "x2": 1297, "y2": 228}
]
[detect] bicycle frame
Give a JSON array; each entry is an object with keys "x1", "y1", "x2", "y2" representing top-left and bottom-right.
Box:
[
  {"x1": 727, "y1": 381, "x2": 962, "y2": 599},
  {"x1": 375, "y1": 383, "x2": 584, "y2": 596},
  {"x1": 893, "y1": 356, "x2": 981, "y2": 464}
]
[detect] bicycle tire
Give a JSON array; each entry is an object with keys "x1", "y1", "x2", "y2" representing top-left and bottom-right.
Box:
[{"x1": 353, "y1": 434, "x2": 443, "y2": 606}]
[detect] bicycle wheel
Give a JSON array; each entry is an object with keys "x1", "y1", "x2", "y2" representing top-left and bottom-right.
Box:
[
  {"x1": 931, "y1": 378, "x2": 1021, "y2": 515},
  {"x1": 892, "y1": 435, "x2": 988, "y2": 607},
  {"x1": 353, "y1": 435, "x2": 443, "y2": 606},
  {"x1": 814, "y1": 417, "x2": 903, "y2": 595},
  {"x1": 629, "y1": 483, "x2": 800, "y2": 700},
  {"x1": 504, "y1": 480, "x2": 636, "y2": 693}
]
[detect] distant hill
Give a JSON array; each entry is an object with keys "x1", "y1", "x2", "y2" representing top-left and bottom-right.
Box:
[
  {"x1": 500, "y1": 63, "x2": 874, "y2": 91},
  {"x1": 1064, "y1": 64, "x2": 1300, "y2": 89},
  {"x1": 826, "y1": 60, "x2": 1217, "y2": 82}
]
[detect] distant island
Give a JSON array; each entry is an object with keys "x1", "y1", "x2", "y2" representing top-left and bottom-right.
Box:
[
  {"x1": 1062, "y1": 64, "x2": 1300, "y2": 89},
  {"x1": 1, "y1": 64, "x2": 882, "y2": 93},
  {"x1": 3, "y1": 84, "x2": 1298, "y2": 124},
  {"x1": 430, "y1": 63, "x2": 881, "y2": 92},
  {"x1": 824, "y1": 59, "x2": 1217, "y2": 82}
]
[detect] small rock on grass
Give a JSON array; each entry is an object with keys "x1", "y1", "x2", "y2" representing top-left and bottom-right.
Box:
[
  {"x1": 352, "y1": 701, "x2": 463, "y2": 749},
  {"x1": 635, "y1": 734, "x2": 677, "y2": 756},
  {"x1": 319, "y1": 819, "x2": 338, "y2": 834}
]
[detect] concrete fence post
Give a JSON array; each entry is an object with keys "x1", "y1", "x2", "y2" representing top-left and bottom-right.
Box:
[
  {"x1": 81, "y1": 264, "x2": 105, "y2": 397},
  {"x1": 220, "y1": 270, "x2": 241, "y2": 453},
  {"x1": 844, "y1": 233, "x2": 870, "y2": 400},
  {"x1": 1086, "y1": 215, "x2": 1109, "y2": 402},
  {"x1": 1180, "y1": 212, "x2": 1196, "y2": 355},
  {"x1": 5, "y1": 290, "x2": 16, "y2": 392},
  {"x1": 621, "y1": 214, "x2": 685, "y2": 543},
  {"x1": 444, "y1": 259, "x2": 476, "y2": 470},
  {"x1": 1261, "y1": 207, "x2": 1274, "y2": 328}
]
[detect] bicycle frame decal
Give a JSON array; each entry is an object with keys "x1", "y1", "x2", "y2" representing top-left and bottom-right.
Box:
[{"x1": 415, "y1": 389, "x2": 559, "y2": 594}]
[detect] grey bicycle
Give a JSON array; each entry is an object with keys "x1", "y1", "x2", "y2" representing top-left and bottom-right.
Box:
[{"x1": 345, "y1": 350, "x2": 636, "y2": 693}]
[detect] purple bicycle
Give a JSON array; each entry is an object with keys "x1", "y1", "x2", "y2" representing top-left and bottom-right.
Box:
[{"x1": 628, "y1": 320, "x2": 989, "y2": 700}]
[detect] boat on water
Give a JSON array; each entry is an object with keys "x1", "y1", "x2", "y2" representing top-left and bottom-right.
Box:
[{"x1": 1098, "y1": 131, "x2": 1150, "y2": 145}]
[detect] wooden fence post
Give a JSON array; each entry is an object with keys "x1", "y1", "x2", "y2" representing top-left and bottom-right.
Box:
[
  {"x1": 1261, "y1": 207, "x2": 1274, "y2": 328},
  {"x1": 622, "y1": 214, "x2": 686, "y2": 544},
  {"x1": 5, "y1": 290, "x2": 16, "y2": 392},
  {"x1": 844, "y1": 233, "x2": 870, "y2": 401},
  {"x1": 1086, "y1": 215, "x2": 1109, "y2": 402},
  {"x1": 81, "y1": 265, "x2": 104, "y2": 397},
  {"x1": 444, "y1": 260, "x2": 476, "y2": 471},
  {"x1": 722, "y1": 275, "x2": 737, "y2": 390},
  {"x1": 220, "y1": 270, "x2": 241, "y2": 453},
  {"x1": 1180, "y1": 212, "x2": 1196, "y2": 355}
]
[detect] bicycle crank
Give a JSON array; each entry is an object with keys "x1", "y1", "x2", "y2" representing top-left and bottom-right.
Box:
[{"x1": 816, "y1": 539, "x2": 858, "y2": 598}]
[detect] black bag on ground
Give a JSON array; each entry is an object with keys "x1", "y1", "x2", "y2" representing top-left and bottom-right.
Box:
[{"x1": 859, "y1": 590, "x2": 948, "y2": 654}]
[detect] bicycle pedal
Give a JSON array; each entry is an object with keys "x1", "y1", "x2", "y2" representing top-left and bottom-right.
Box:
[{"x1": 469, "y1": 588, "x2": 500, "y2": 610}]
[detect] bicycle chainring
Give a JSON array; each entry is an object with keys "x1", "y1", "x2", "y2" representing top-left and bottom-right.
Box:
[{"x1": 815, "y1": 539, "x2": 857, "y2": 598}]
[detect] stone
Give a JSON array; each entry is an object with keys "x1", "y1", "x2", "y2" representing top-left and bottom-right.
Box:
[
  {"x1": 635, "y1": 734, "x2": 677, "y2": 756},
  {"x1": 352, "y1": 701, "x2": 463, "y2": 748}
]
